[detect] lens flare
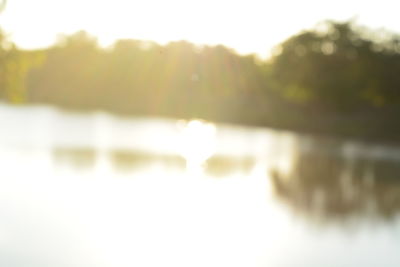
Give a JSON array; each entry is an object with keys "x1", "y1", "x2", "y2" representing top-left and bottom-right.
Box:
[{"x1": 177, "y1": 119, "x2": 216, "y2": 172}]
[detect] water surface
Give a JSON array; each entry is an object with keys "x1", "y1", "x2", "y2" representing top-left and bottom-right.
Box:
[{"x1": 1, "y1": 104, "x2": 400, "y2": 267}]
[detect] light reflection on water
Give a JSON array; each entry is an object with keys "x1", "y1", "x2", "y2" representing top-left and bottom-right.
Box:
[
  {"x1": 177, "y1": 119, "x2": 216, "y2": 173},
  {"x1": 1, "y1": 104, "x2": 400, "y2": 266}
]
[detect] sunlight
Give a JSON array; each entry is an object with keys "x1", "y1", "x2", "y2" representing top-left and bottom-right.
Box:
[
  {"x1": 2, "y1": 0, "x2": 399, "y2": 58},
  {"x1": 0, "y1": 1, "x2": 310, "y2": 55},
  {"x1": 176, "y1": 119, "x2": 216, "y2": 172}
]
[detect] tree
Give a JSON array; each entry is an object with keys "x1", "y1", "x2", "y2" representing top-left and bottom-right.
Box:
[
  {"x1": 268, "y1": 21, "x2": 400, "y2": 111},
  {"x1": 0, "y1": 28, "x2": 43, "y2": 103}
]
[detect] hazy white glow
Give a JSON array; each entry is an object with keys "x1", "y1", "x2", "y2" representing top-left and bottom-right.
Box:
[
  {"x1": 3, "y1": 104, "x2": 400, "y2": 266},
  {"x1": 0, "y1": 106, "x2": 292, "y2": 267},
  {"x1": 1, "y1": 0, "x2": 400, "y2": 57},
  {"x1": 177, "y1": 119, "x2": 216, "y2": 171}
]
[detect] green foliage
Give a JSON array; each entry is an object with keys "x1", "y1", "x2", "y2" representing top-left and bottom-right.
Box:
[
  {"x1": 0, "y1": 29, "x2": 43, "y2": 103},
  {"x1": 268, "y1": 21, "x2": 400, "y2": 111},
  {"x1": 28, "y1": 33, "x2": 267, "y2": 120},
  {"x1": 2, "y1": 20, "x2": 400, "y2": 140}
]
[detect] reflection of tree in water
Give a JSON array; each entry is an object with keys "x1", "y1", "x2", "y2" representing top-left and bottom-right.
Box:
[
  {"x1": 53, "y1": 148, "x2": 186, "y2": 172},
  {"x1": 53, "y1": 148, "x2": 97, "y2": 170},
  {"x1": 270, "y1": 138, "x2": 400, "y2": 223},
  {"x1": 205, "y1": 155, "x2": 255, "y2": 177},
  {"x1": 110, "y1": 151, "x2": 185, "y2": 172}
]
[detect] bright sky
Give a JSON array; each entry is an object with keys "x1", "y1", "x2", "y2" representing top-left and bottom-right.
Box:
[{"x1": 0, "y1": 0, "x2": 399, "y2": 57}]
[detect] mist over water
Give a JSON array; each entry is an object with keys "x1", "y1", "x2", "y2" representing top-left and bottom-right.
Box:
[{"x1": 1, "y1": 104, "x2": 400, "y2": 267}]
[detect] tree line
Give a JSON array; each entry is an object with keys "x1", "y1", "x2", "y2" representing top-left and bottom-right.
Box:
[{"x1": 1, "y1": 21, "x2": 400, "y2": 141}]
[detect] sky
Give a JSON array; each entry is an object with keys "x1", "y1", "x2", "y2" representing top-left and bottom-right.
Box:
[{"x1": 0, "y1": 0, "x2": 399, "y2": 58}]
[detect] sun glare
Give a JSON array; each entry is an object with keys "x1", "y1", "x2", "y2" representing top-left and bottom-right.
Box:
[
  {"x1": 177, "y1": 119, "x2": 216, "y2": 172},
  {"x1": 2, "y1": 0, "x2": 399, "y2": 57},
  {"x1": 0, "y1": 0, "x2": 305, "y2": 56}
]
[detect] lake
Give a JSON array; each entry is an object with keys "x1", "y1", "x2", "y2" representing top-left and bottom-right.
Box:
[{"x1": 1, "y1": 103, "x2": 400, "y2": 267}]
